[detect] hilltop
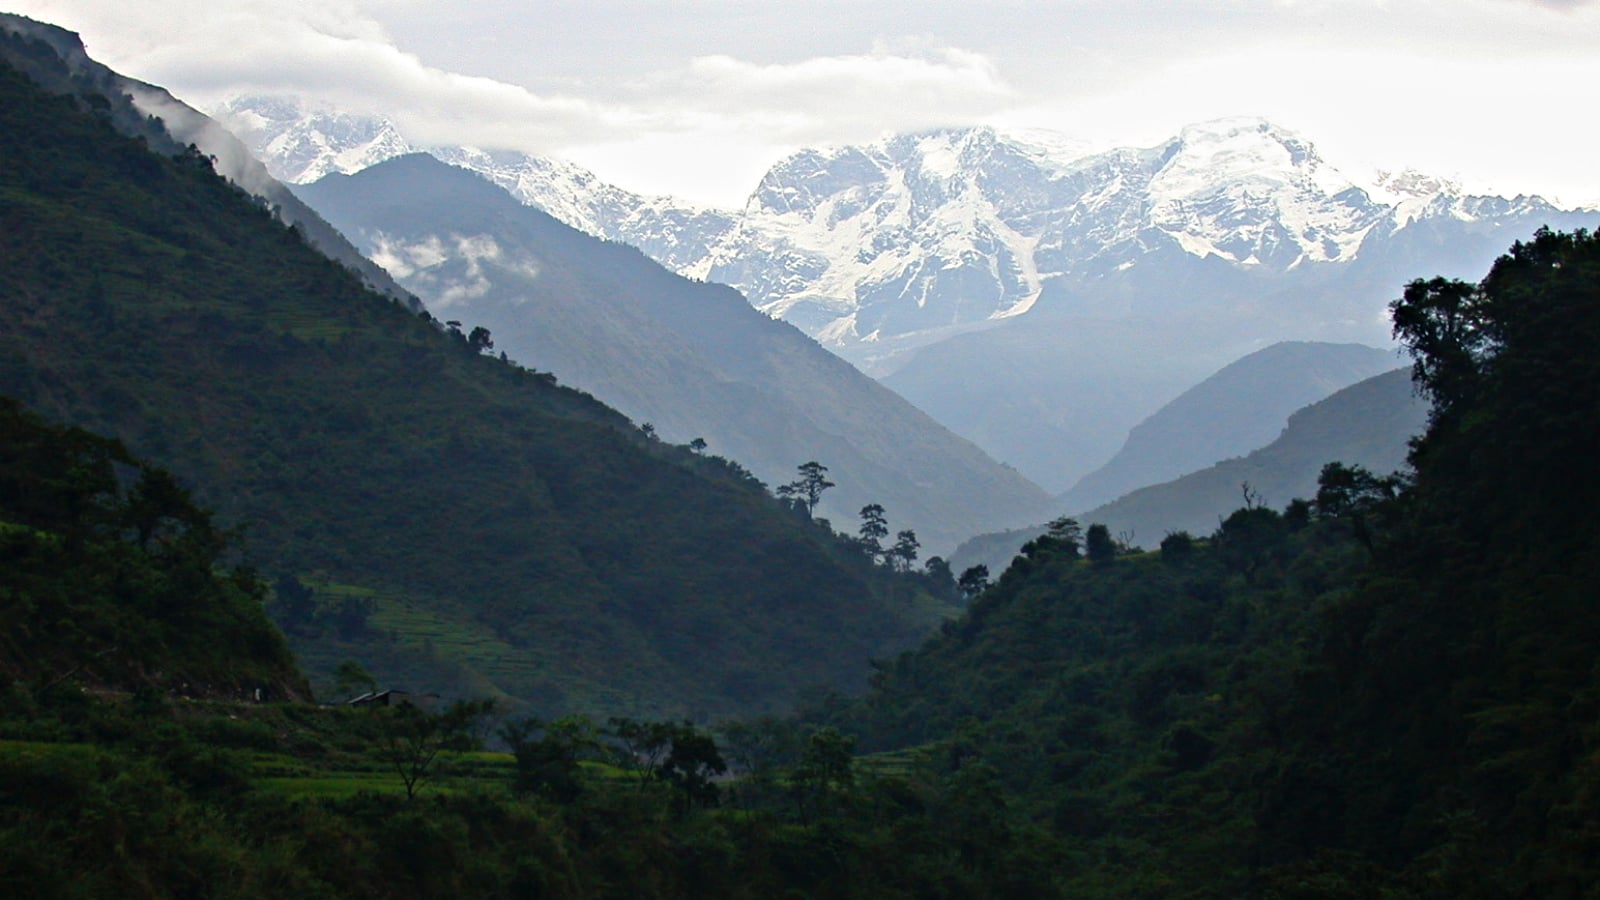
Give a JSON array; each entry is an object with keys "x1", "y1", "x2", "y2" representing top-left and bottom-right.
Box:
[{"x1": 0, "y1": 39, "x2": 950, "y2": 720}]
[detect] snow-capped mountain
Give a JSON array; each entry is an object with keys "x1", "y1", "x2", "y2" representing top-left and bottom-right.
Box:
[
  {"x1": 225, "y1": 97, "x2": 1580, "y2": 355},
  {"x1": 294, "y1": 153, "x2": 1053, "y2": 552},
  {"x1": 218, "y1": 97, "x2": 736, "y2": 275},
  {"x1": 225, "y1": 96, "x2": 1593, "y2": 490},
  {"x1": 700, "y1": 119, "x2": 1389, "y2": 343},
  {"x1": 701, "y1": 118, "x2": 1584, "y2": 356},
  {"x1": 218, "y1": 96, "x2": 411, "y2": 185}
]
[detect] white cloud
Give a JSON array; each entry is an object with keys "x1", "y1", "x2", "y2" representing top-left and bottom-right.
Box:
[
  {"x1": 366, "y1": 232, "x2": 539, "y2": 306},
  {"x1": 8, "y1": 0, "x2": 634, "y2": 147},
  {"x1": 368, "y1": 233, "x2": 445, "y2": 279},
  {"x1": 644, "y1": 44, "x2": 1017, "y2": 142},
  {"x1": 9, "y1": 1, "x2": 1016, "y2": 202},
  {"x1": 8, "y1": 0, "x2": 1599, "y2": 207},
  {"x1": 1005, "y1": 41, "x2": 1600, "y2": 208}
]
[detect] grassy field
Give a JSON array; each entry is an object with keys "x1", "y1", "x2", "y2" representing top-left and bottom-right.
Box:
[
  {"x1": 249, "y1": 747, "x2": 519, "y2": 798},
  {"x1": 281, "y1": 580, "x2": 655, "y2": 718},
  {"x1": 854, "y1": 744, "x2": 936, "y2": 780}
]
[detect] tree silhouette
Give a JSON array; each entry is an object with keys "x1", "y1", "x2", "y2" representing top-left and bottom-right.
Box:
[
  {"x1": 1085, "y1": 523, "x2": 1116, "y2": 565},
  {"x1": 858, "y1": 503, "x2": 888, "y2": 558},
  {"x1": 889, "y1": 529, "x2": 920, "y2": 572},
  {"x1": 957, "y1": 565, "x2": 990, "y2": 600},
  {"x1": 778, "y1": 461, "x2": 834, "y2": 517}
]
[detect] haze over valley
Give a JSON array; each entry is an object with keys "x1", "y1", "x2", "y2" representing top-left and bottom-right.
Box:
[{"x1": 4, "y1": 4, "x2": 1600, "y2": 895}]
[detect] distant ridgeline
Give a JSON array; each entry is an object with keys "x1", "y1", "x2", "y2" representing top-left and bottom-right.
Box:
[
  {"x1": 811, "y1": 228, "x2": 1600, "y2": 893},
  {"x1": 0, "y1": 48, "x2": 952, "y2": 720}
]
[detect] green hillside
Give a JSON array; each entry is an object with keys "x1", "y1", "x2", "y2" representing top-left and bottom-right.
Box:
[{"x1": 0, "y1": 51, "x2": 949, "y2": 720}]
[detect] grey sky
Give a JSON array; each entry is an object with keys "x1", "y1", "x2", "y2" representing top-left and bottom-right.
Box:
[{"x1": 9, "y1": 0, "x2": 1599, "y2": 206}]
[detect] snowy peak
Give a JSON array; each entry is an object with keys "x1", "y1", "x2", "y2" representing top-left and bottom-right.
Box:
[
  {"x1": 218, "y1": 96, "x2": 413, "y2": 184},
  {"x1": 1141, "y1": 117, "x2": 1380, "y2": 266},
  {"x1": 750, "y1": 145, "x2": 888, "y2": 216},
  {"x1": 1369, "y1": 167, "x2": 1460, "y2": 203},
  {"x1": 227, "y1": 95, "x2": 1585, "y2": 357},
  {"x1": 713, "y1": 125, "x2": 1075, "y2": 338},
  {"x1": 1159, "y1": 117, "x2": 1328, "y2": 189},
  {"x1": 218, "y1": 96, "x2": 738, "y2": 275},
  {"x1": 711, "y1": 119, "x2": 1399, "y2": 341}
]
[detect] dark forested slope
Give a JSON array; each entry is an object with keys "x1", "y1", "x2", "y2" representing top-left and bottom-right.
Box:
[
  {"x1": 824, "y1": 228, "x2": 1600, "y2": 895},
  {"x1": 0, "y1": 398, "x2": 306, "y2": 698},
  {"x1": 0, "y1": 54, "x2": 947, "y2": 720}
]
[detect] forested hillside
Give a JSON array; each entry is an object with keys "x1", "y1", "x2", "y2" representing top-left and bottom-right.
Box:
[
  {"x1": 0, "y1": 398, "x2": 305, "y2": 698},
  {"x1": 0, "y1": 50, "x2": 949, "y2": 721},
  {"x1": 816, "y1": 227, "x2": 1600, "y2": 895},
  {"x1": 951, "y1": 366, "x2": 1427, "y2": 573}
]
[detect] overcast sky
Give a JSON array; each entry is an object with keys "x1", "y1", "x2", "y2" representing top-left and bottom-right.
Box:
[{"x1": 9, "y1": 0, "x2": 1599, "y2": 207}]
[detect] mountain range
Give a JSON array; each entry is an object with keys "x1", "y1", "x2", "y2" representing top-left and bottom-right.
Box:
[
  {"x1": 293, "y1": 153, "x2": 1051, "y2": 552},
  {"x1": 221, "y1": 97, "x2": 1595, "y2": 491}
]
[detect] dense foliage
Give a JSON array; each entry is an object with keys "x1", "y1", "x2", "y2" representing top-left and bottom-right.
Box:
[
  {"x1": 0, "y1": 398, "x2": 303, "y2": 697},
  {"x1": 0, "y1": 680, "x2": 1079, "y2": 898},
  {"x1": 811, "y1": 228, "x2": 1600, "y2": 895},
  {"x1": 0, "y1": 52, "x2": 948, "y2": 720}
]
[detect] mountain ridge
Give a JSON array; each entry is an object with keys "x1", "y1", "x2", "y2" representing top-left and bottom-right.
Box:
[
  {"x1": 222, "y1": 96, "x2": 1589, "y2": 354},
  {"x1": 1058, "y1": 341, "x2": 1401, "y2": 511},
  {"x1": 950, "y1": 366, "x2": 1429, "y2": 575},
  {"x1": 225, "y1": 97, "x2": 1592, "y2": 490},
  {"x1": 0, "y1": 47, "x2": 954, "y2": 720},
  {"x1": 0, "y1": 18, "x2": 418, "y2": 310},
  {"x1": 294, "y1": 153, "x2": 1053, "y2": 552}
]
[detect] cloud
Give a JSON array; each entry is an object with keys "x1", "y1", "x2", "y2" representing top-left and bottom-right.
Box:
[
  {"x1": 7, "y1": 0, "x2": 637, "y2": 148},
  {"x1": 639, "y1": 44, "x2": 1018, "y2": 143},
  {"x1": 367, "y1": 232, "x2": 539, "y2": 307},
  {"x1": 10, "y1": 0, "x2": 1597, "y2": 207},
  {"x1": 1510, "y1": 0, "x2": 1595, "y2": 8},
  {"x1": 9, "y1": 0, "x2": 1014, "y2": 183}
]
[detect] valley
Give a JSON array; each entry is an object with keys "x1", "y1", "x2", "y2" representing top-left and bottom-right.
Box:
[{"x1": 3, "y1": 7, "x2": 1600, "y2": 897}]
